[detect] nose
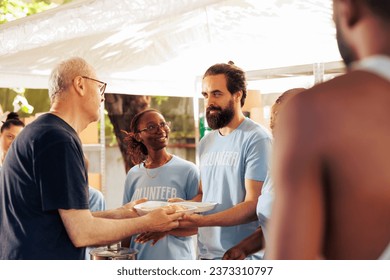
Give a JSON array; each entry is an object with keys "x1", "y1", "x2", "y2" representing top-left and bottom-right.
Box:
[
  {"x1": 205, "y1": 96, "x2": 214, "y2": 109},
  {"x1": 156, "y1": 124, "x2": 166, "y2": 134}
]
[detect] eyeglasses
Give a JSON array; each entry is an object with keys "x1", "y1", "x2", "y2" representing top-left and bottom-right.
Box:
[
  {"x1": 82, "y1": 76, "x2": 107, "y2": 96},
  {"x1": 138, "y1": 121, "x2": 171, "y2": 134}
]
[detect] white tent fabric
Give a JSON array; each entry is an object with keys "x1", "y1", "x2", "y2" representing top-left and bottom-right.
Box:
[{"x1": 0, "y1": 0, "x2": 340, "y2": 96}]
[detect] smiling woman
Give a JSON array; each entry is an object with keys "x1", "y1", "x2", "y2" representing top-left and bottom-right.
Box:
[
  {"x1": 121, "y1": 108, "x2": 200, "y2": 260},
  {"x1": 124, "y1": 109, "x2": 172, "y2": 167}
]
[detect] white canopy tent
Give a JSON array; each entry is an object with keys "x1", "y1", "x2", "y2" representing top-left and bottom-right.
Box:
[
  {"x1": 0, "y1": 0, "x2": 343, "y2": 207},
  {"x1": 0, "y1": 0, "x2": 342, "y2": 96}
]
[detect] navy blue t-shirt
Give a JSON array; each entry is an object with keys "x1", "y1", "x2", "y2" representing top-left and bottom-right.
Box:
[{"x1": 0, "y1": 113, "x2": 89, "y2": 259}]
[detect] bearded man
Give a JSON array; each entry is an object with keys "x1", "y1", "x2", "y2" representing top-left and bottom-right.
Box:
[{"x1": 180, "y1": 62, "x2": 272, "y2": 259}]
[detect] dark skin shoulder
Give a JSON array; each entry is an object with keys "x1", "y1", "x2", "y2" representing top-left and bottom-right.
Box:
[{"x1": 268, "y1": 70, "x2": 390, "y2": 259}]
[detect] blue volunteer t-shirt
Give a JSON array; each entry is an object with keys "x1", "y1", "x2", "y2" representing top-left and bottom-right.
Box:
[
  {"x1": 123, "y1": 155, "x2": 199, "y2": 260},
  {"x1": 198, "y1": 118, "x2": 272, "y2": 259},
  {"x1": 256, "y1": 172, "x2": 274, "y2": 242}
]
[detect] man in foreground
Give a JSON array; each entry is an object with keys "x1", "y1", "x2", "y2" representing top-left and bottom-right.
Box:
[{"x1": 268, "y1": 0, "x2": 390, "y2": 259}]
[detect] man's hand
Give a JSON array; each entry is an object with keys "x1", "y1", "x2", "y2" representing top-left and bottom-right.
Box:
[
  {"x1": 120, "y1": 198, "x2": 148, "y2": 218},
  {"x1": 144, "y1": 208, "x2": 184, "y2": 232},
  {"x1": 122, "y1": 198, "x2": 148, "y2": 210},
  {"x1": 178, "y1": 213, "x2": 204, "y2": 228}
]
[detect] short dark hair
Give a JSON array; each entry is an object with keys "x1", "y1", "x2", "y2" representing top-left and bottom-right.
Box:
[
  {"x1": 203, "y1": 61, "x2": 247, "y2": 107},
  {"x1": 363, "y1": 0, "x2": 390, "y2": 20},
  {"x1": 1, "y1": 112, "x2": 25, "y2": 133}
]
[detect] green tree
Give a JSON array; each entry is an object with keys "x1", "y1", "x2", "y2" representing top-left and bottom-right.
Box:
[{"x1": 0, "y1": 0, "x2": 62, "y2": 24}]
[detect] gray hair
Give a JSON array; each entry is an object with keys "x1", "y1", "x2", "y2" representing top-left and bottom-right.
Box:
[{"x1": 48, "y1": 57, "x2": 92, "y2": 103}]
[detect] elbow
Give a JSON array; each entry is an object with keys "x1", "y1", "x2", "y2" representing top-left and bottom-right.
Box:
[
  {"x1": 248, "y1": 212, "x2": 258, "y2": 222},
  {"x1": 244, "y1": 201, "x2": 260, "y2": 223},
  {"x1": 73, "y1": 239, "x2": 88, "y2": 248},
  {"x1": 65, "y1": 227, "x2": 92, "y2": 248},
  {"x1": 68, "y1": 233, "x2": 89, "y2": 248}
]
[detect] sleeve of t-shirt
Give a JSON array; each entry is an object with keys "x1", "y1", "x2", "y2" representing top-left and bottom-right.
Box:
[
  {"x1": 34, "y1": 141, "x2": 89, "y2": 211},
  {"x1": 244, "y1": 135, "x2": 272, "y2": 182},
  {"x1": 122, "y1": 170, "x2": 134, "y2": 204},
  {"x1": 185, "y1": 163, "x2": 200, "y2": 200},
  {"x1": 89, "y1": 187, "x2": 106, "y2": 212}
]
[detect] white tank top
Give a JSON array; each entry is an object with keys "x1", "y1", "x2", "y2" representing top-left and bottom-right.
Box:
[{"x1": 352, "y1": 55, "x2": 390, "y2": 82}]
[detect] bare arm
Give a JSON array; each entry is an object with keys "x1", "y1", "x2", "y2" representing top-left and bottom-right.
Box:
[
  {"x1": 180, "y1": 179, "x2": 262, "y2": 227},
  {"x1": 134, "y1": 227, "x2": 198, "y2": 246},
  {"x1": 136, "y1": 186, "x2": 202, "y2": 244},
  {"x1": 266, "y1": 96, "x2": 324, "y2": 259},
  {"x1": 92, "y1": 198, "x2": 146, "y2": 219},
  {"x1": 167, "y1": 227, "x2": 198, "y2": 237},
  {"x1": 168, "y1": 182, "x2": 203, "y2": 203},
  {"x1": 59, "y1": 207, "x2": 184, "y2": 248},
  {"x1": 190, "y1": 181, "x2": 203, "y2": 202},
  {"x1": 222, "y1": 227, "x2": 264, "y2": 260}
]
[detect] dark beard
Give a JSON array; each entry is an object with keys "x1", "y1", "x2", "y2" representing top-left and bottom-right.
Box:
[
  {"x1": 336, "y1": 23, "x2": 356, "y2": 68},
  {"x1": 206, "y1": 100, "x2": 235, "y2": 130}
]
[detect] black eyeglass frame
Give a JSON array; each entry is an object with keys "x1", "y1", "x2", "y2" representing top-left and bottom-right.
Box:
[
  {"x1": 81, "y1": 76, "x2": 107, "y2": 96},
  {"x1": 137, "y1": 121, "x2": 171, "y2": 134}
]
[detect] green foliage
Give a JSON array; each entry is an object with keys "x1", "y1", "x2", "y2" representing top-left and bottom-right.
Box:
[
  {"x1": 0, "y1": 0, "x2": 71, "y2": 117},
  {"x1": 0, "y1": 0, "x2": 58, "y2": 24},
  {"x1": 153, "y1": 96, "x2": 169, "y2": 106},
  {"x1": 151, "y1": 96, "x2": 195, "y2": 140},
  {"x1": 103, "y1": 110, "x2": 117, "y2": 146},
  {"x1": 0, "y1": 88, "x2": 50, "y2": 117}
]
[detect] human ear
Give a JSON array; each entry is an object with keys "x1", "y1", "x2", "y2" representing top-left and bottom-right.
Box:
[
  {"x1": 235, "y1": 90, "x2": 243, "y2": 103},
  {"x1": 73, "y1": 76, "x2": 85, "y2": 96},
  {"x1": 338, "y1": 0, "x2": 362, "y2": 28}
]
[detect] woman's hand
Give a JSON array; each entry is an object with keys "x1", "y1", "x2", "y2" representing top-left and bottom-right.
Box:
[
  {"x1": 222, "y1": 246, "x2": 247, "y2": 260},
  {"x1": 135, "y1": 232, "x2": 167, "y2": 246}
]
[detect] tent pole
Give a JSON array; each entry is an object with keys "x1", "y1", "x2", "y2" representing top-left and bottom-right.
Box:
[
  {"x1": 99, "y1": 101, "x2": 106, "y2": 195},
  {"x1": 193, "y1": 79, "x2": 200, "y2": 166}
]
